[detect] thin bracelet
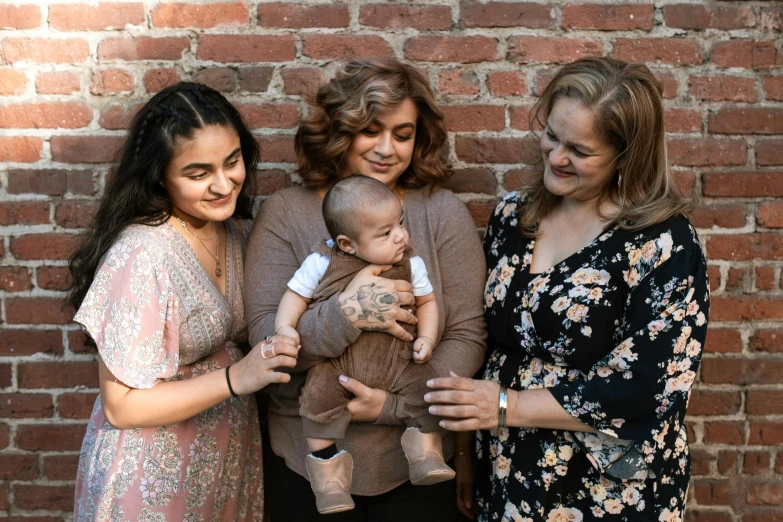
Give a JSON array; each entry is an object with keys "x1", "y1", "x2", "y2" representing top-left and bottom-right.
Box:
[
  {"x1": 225, "y1": 366, "x2": 238, "y2": 398},
  {"x1": 498, "y1": 385, "x2": 508, "y2": 428},
  {"x1": 275, "y1": 323, "x2": 295, "y2": 334},
  {"x1": 418, "y1": 335, "x2": 436, "y2": 343}
]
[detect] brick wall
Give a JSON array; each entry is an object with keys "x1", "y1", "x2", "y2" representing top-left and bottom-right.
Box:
[{"x1": 0, "y1": 1, "x2": 781, "y2": 520}]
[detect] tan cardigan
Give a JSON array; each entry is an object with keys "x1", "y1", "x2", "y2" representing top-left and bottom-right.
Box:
[{"x1": 244, "y1": 185, "x2": 487, "y2": 496}]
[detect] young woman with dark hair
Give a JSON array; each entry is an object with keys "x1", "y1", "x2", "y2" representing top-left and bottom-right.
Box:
[{"x1": 67, "y1": 82, "x2": 298, "y2": 521}]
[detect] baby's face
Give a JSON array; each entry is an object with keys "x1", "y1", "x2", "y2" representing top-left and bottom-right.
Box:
[{"x1": 350, "y1": 199, "x2": 409, "y2": 265}]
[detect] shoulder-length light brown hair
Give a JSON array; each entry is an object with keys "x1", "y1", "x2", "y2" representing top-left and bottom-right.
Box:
[
  {"x1": 520, "y1": 57, "x2": 691, "y2": 237},
  {"x1": 294, "y1": 57, "x2": 450, "y2": 189}
]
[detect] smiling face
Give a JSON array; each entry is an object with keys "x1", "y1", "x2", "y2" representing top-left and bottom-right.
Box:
[
  {"x1": 163, "y1": 125, "x2": 245, "y2": 227},
  {"x1": 337, "y1": 198, "x2": 409, "y2": 265},
  {"x1": 342, "y1": 98, "x2": 418, "y2": 192},
  {"x1": 540, "y1": 97, "x2": 617, "y2": 204}
]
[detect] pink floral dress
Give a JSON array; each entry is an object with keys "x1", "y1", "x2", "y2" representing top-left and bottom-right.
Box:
[{"x1": 73, "y1": 219, "x2": 263, "y2": 522}]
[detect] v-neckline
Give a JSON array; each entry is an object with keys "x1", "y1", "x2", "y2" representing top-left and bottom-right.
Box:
[
  {"x1": 166, "y1": 220, "x2": 232, "y2": 303},
  {"x1": 527, "y1": 221, "x2": 618, "y2": 278}
]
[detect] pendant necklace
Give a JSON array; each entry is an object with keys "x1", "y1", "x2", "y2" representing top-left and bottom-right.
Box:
[{"x1": 177, "y1": 217, "x2": 222, "y2": 276}]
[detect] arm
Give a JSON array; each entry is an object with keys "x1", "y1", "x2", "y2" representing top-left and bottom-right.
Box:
[
  {"x1": 412, "y1": 293, "x2": 438, "y2": 363},
  {"x1": 274, "y1": 288, "x2": 312, "y2": 345}
]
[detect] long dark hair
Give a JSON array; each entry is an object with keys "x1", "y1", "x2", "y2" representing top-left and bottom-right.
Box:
[{"x1": 66, "y1": 81, "x2": 258, "y2": 312}]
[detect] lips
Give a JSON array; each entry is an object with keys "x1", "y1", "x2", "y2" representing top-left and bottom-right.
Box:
[
  {"x1": 206, "y1": 193, "x2": 232, "y2": 205},
  {"x1": 367, "y1": 159, "x2": 396, "y2": 172},
  {"x1": 550, "y1": 165, "x2": 575, "y2": 178}
]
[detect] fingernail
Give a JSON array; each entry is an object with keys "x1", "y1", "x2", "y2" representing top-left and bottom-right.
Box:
[
  {"x1": 424, "y1": 393, "x2": 431, "y2": 402},
  {"x1": 339, "y1": 375, "x2": 348, "y2": 383},
  {"x1": 439, "y1": 421, "x2": 445, "y2": 428},
  {"x1": 426, "y1": 380, "x2": 434, "y2": 387},
  {"x1": 428, "y1": 406, "x2": 435, "y2": 413}
]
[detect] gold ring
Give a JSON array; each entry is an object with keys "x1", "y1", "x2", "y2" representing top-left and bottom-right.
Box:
[{"x1": 261, "y1": 340, "x2": 275, "y2": 359}]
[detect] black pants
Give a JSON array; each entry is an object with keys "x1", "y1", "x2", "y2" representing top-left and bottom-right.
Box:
[{"x1": 262, "y1": 423, "x2": 459, "y2": 522}]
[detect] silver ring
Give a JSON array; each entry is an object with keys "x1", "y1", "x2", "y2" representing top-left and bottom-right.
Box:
[{"x1": 261, "y1": 340, "x2": 275, "y2": 359}]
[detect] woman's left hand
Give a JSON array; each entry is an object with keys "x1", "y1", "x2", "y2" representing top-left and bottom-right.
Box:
[
  {"x1": 424, "y1": 371, "x2": 502, "y2": 431},
  {"x1": 338, "y1": 375, "x2": 387, "y2": 422}
]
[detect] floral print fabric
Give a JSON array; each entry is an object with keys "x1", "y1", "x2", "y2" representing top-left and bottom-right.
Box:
[
  {"x1": 477, "y1": 192, "x2": 709, "y2": 522},
  {"x1": 73, "y1": 219, "x2": 264, "y2": 522}
]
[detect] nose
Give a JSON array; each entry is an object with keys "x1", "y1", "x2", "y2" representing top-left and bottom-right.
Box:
[
  {"x1": 211, "y1": 169, "x2": 233, "y2": 195},
  {"x1": 374, "y1": 132, "x2": 394, "y2": 159},
  {"x1": 394, "y1": 226, "x2": 408, "y2": 243},
  {"x1": 549, "y1": 144, "x2": 569, "y2": 168}
]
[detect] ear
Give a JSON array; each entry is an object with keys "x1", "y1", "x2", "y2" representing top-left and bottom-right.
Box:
[{"x1": 336, "y1": 235, "x2": 355, "y2": 255}]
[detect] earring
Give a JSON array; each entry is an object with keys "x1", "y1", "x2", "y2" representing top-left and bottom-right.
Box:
[{"x1": 617, "y1": 172, "x2": 622, "y2": 189}]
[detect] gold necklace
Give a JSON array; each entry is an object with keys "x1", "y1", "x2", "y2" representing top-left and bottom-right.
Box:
[{"x1": 177, "y1": 217, "x2": 222, "y2": 277}]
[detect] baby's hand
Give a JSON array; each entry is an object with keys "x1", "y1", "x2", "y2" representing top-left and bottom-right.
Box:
[
  {"x1": 276, "y1": 325, "x2": 300, "y2": 345},
  {"x1": 412, "y1": 336, "x2": 435, "y2": 364}
]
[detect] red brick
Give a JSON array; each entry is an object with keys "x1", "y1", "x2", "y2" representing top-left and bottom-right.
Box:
[
  {"x1": 18, "y1": 362, "x2": 98, "y2": 389},
  {"x1": 1, "y1": 37, "x2": 89, "y2": 64},
  {"x1": 689, "y1": 75, "x2": 759, "y2": 102},
  {"x1": 749, "y1": 422, "x2": 783, "y2": 445},
  {"x1": 198, "y1": 35, "x2": 295, "y2": 62},
  {"x1": 701, "y1": 358, "x2": 783, "y2": 385},
  {"x1": 257, "y1": 136, "x2": 296, "y2": 163},
  {"x1": 713, "y1": 296, "x2": 783, "y2": 322},
  {"x1": 35, "y1": 70, "x2": 80, "y2": 95},
  {"x1": 533, "y1": 68, "x2": 560, "y2": 96},
  {"x1": 726, "y1": 267, "x2": 747, "y2": 291},
  {"x1": 673, "y1": 171, "x2": 696, "y2": 197},
  {"x1": 239, "y1": 66, "x2": 274, "y2": 93},
  {"x1": 744, "y1": 451, "x2": 772, "y2": 474},
  {"x1": 486, "y1": 71, "x2": 526, "y2": 97},
  {"x1": 36, "y1": 266, "x2": 71, "y2": 292},
  {"x1": 0, "y1": 364, "x2": 10, "y2": 389},
  {"x1": 193, "y1": 67, "x2": 236, "y2": 93},
  {"x1": 760, "y1": 7, "x2": 783, "y2": 33},
  {"x1": 43, "y1": 455, "x2": 79, "y2": 481},
  {"x1": 0, "y1": 423, "x2": 8, "y2": 449},
  {"x1": 0, "y1": 102, "x2": 91, "y2": 129},
  {"x1": 301, "y1": 35, "x2": 393, "y2": 60},
  {"x1": 692, "y1": 205, "x2": 746, "y2": 229},
  {"x1": 0, "y1": 4, "x2": 41, "y2": 29},
  {"x1": 13, "y1": 485, "x2": 73, "y2": 511},
  {"x1": 49, "y1": 2, "x2": 143, "y2": 30},
  {"x1": 0, "y1": 394, "x2": 53, "y2": 419},
  {"x1": 59, "y1": 393, "x2": 98, "y2": 420},
  {"x1": 456, "y1": 137, "x2": 531, "y2": 164},
  {"x1": 99, "y1": 102, "x2": 143, "y2": 130},
  {"x1": 0, "y1": 267, "x2": 32, "y2": 292},
  {"x1": 664, "y1": 4, "x2": 755, "y2": 31},
  {"x1": 437, "y1": 70, "x2": 479, "y2": 95},
  {"x1": 762, "y1": 76, "x2": 783, "y2": 101},
  {"x1": 7, "y1": 169, "x2": 96, "y2": 196},
  {"x1": 441, "y1": 105, "x2": 505, "y2": 132},
  {"x1": 259, "y1": 3, "x2": 349, "y2": 28},
  {"x1": 50, "y1": 136, "x2": 123, "y2": 163},
  {"x1": 710, "y1": 108, "x2": 783, "y2": 135},
  {"x1": 466, "y1": 199, "x2": 499, "y2": 228},
  {"x1": 144, "y1": 68, "x2": 180, "y2": 94},
  {"x1": 442, "y1": 169, "x2": 497, "y2": 195},
  {"x1": 360, "y1": 4, "x2": 451, "y2": 31},
  {"x1": 0, "y1": 201, "x2": 50, "y2": 226},
  {"x1": 693, "y1": 479, "x2": 730, "y2": 505},
  {"x1": 0, "y1": 485, "x2": 7, "y2": 510},
  {"x1": 98, "y1": 36, "x2": 190, "y2": 61},
  {"x1": 252, "y1": 169, "x2": 293, "y2": 196},
  {"x1": 711, "y1": 41, "x2": 781, "y2": 69},
  {"x1": 689, "y1": 390, "x2": 742, "y2": 416},
  {"x1": 90, "y1": 68, "x2": 134, "y2": 95},
  {"x1": 280, "y1": 68, "x2": 323, "y2": 96},
  {"x1": 55, "y1": 200, "x2": 98, "y2": 229},
  {"x1": 748, "y1": 391, "x2": 783, "y2": 417},
  {"x1": 690, "y1": 449, "x2": 712, "y2": 475},
  {"x1": 705, "y1": 328, "x2": 742, "y2": 353},
  {"x1": 405, "y1": 36, "x2": 497, "y2": 63},
  {"x1": 152, "y1": 1, "x2": 248, "y2": 28},
  {"x1": 668, "y1": 139, "x2": 746, "y2": 167},
  {"x1": 0, "y1": 455, "x2": 38, "y2": 481},
  {"x1": 237, "y1": 103, "x2": 300, "y2": 129},
  {"x1": 665, "y1": 108, "x2": 702, "y2": 133},
  {"x1": 510, "y1": 105, "x2": 532, "y2": 131},
  {"x1": 707, "y1": 265, "x2": 721, "y2": 292},
  {"x1": 0, "y1": 329, "x2": 63, "y2": 357},
  {"x1": 612, "y1": 38, "x2": 704, "y2": 65},
  {"x1": 704, "y1": 172, "x2": 783, "y2": 197},
  {"x1": 746, "y1": 481, "x2": 783, "y2": 505},
  {"x1": 11, "y1": 233, "x2": 79, "y2": 261},
  {"x1": 5, "y1": 297, "x2": 73, "y2": 325},
  {"x1": 508, "y1": 36, "x2": 602, "y2": 64},
  {"x1": 704, "y1": 421, "x2": 745, "y2": 445},
  {"x1": 750, "y1": 329, "x2": 783, "y2": 353},
  {"x1": 654, "y1": 71, "x2": 680, "y2": 99},
  {"x1": 706, "y1": 234, "x2": 783, "y2": 261},
  {"x1": 756, "y1": 266, "x2": 776, "y2": 290},
  {"x1": 69, "y1": 330, "x2": 91, "y2": 355},
  {"x1": 460, "y1": 2, "x2": 553, "y2": 29},
  {"x1": 0, "y1": 69, "x2": 28, "y2": 94},
  {"x1": 717, "y1": 451, "x2": 738, "y2": 476},
  {"x1": 562, "y1": 4, "x2": 653, "y2": 31}
]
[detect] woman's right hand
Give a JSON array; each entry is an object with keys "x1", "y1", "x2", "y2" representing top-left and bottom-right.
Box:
[
  {"x1": 229, "y1": 335, "x2": 299, "y2": 395},
  {"x1": 337, "y1": 264, "x2": 416, "y2": 341}
]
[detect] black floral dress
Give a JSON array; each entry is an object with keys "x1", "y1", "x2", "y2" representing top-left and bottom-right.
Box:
[{"x1": 476, "y1": 192, "x2": 709, "y2": 522}]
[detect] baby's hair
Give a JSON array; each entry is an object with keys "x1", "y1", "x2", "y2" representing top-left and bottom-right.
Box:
[{"x1": 322, "y1": 175, "x2": 399, "y2": 240}]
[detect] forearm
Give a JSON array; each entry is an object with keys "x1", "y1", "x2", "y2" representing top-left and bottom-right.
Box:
[
  {"x1": 509, "y1": 388, "x2": 598, "y2": 433},
  {"x1": 275, "y1": 289, "x2": 310, "y2": 330},
  {"x1": 414, "y1": 297, "x2": 438, "y2": 342},
  {"x1": 295, "y1": 293, "x2": 360, "y2": 369}
]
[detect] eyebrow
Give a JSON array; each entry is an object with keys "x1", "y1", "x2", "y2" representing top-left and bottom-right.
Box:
[
  {"x1": 370, "y1": 120, "x2": 416, "y2": 132},
  {"x1": 545, "y1": 122, "x2": 597, "y2": 154},
  {"x1": 180, "y1": 147, "x2": 242, "y2": 172}
]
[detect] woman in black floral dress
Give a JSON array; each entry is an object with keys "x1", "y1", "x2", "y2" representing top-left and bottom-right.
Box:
[{"x1": 425, "y1": 57, "x2": 709, "y2": 521}]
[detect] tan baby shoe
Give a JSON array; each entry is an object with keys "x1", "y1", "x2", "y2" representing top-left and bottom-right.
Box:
[
  {"x1": 400, "y1": 427, "x2": 456, "y2": 486},
  {"x1": 305, "y1": 450, "x2": 355, "y2": 514}
]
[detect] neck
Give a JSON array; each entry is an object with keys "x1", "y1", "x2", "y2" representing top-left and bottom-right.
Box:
[
  {"x1": 171, "y1": 209, "x2": 216, "y2": 234},
  {"x1": 557, "y1": 194, "x2": 619, "y2": 224}
]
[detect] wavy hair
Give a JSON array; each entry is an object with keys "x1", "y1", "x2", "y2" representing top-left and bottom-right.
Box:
[
  {"x1": 66, "y1": 82, "x2": 258, "y2": 313},
  {"x1": 519, "y1": 57, "x2": 691, "y2": 236},
  {"x1": 295, "y1": 57, "x2": 450, "y2": 189}
]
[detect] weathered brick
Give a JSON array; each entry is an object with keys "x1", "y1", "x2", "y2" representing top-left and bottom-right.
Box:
[
  {"x1": 0, "y1": 4, "x2": 41, "y2": 29},
  {"x1": 456, "y1": 137, "x2": 531, "y2": 164},
  {"x1": 744, "y1": 452, "x2": 772, "y2": 475},
  {"x1": 704, "y1": 328, "x2": 742, "y2": 353},
  {"x1": 508, "y1": 36, "x2": 602, "y2": 64},
  {"x1": 42, "y1": 455, "x2": 79, "y2": 481},
  {"x1": 0, "y1": 267, "x2": 32, "y2": 293},
  {"x1": 487, "y1": 71, "x2": 527, "y2": 97},
  {"x1": 668, "y1": 139, "x2": 746, "y2": 167},
  {"x1": 442, "y1": 169, "x2": 497, "y2": 195},
  {"x1": 703, "y1": 172, "x2": 783, "y2": 197},
  {"x1": 701, "y1": 358, "x2": 783, "y2": 384},
  {"x1": 2, "y1": 37, "x2": 89, "y2": 64},
  {"x1": 748, "y1": 422, "x2": 783, "y2": 446},
  {"x1": 693, "y1": 479, "x2": 730, "y2": 505},
  {"x1": 99, "y1": 102, "x2": 144, "y2": 130},
  {"x1": 0, "y1": 102, "x2": 92, "y2": 129},
  {"x1": 279, "y1": 68, "x2": 323, "y2": 96},
  {"x1": 0, "y1": 202, "x2": 50, "y2": 226},
  {"x1": 689, "y1": 75, "x2": 759, "y2": 102},
  {"x1": 692, "y1": 205, "x2": 746, "y2": 229},
  {"x1": 193, "y1": 67, "x2": 236, "y2": 93},
  {"x1": 144, "y1": 68, "x2": 181, "y2": 94},
  {"x1": 236, "y1": 103, "x2": 300, "y2": 129},
  {"x1": 437, "y1": 70, "x2": 479, "y2": 96},
  {"x1": 711, "y1": 41, "x2": 781, "y2": 69},
  {"x1": 763, "y1": 75, "x2": 783, "y2": 101},
  {"x1": 0, "y1": 455, "x2": 39, "y2": 481},
  {"x1": 18, "y1": 362, "x2": 98, "y2": 389},
  {"x1": 0, "y1": 394, "x2": 53, "y2": 419},
  {"x1": 405, "y1": 36, "x2": 497, "y2": 63},
  {"x1": 0, "y1": 69, "x2": 28, "y2": 94},
  {"x1": 13, "y1": 485, "x2": 74, "y2": 511},
  {"x1": 703, "y1": 421, "x2": 745, "y2": 445},
  {"x1": 750, "y1": 329, "x2": 783, "y2": 353},
  {"x1": 441, "y1": 105, "x2": 505, "y2": 132},
  {"x1": 55, "y1": 200, "x2": 98, "y2": 229},
  {"x1": 562, "y1": 4, "x2": 653, "y2": 31},
  {"x1": 257, "y1": 136, "x2": 296, "y2": 163},
  {"x1": 612, "y1": 38, "x2": 705, "y2": 65},
  {"x1": 90, "y1": 68, "x2": 134, "y2": 95},
  {"x1": 11, "y1": 233, "x2": 80, "y2": 261},
  {"x1": 15, "y1": 424, "x2": 87, "y2": 451},
  {"x1": 259, "y1": 3, "x2": 349, "y2": 28},
  {"x1": 360, "y1": 4, "x2": 451, "y2": 31},
  {"x1": 709, "y1": 108, "x2": 783, "y2": 135},
  {"x1": 252, "y1": 169, "x2": 293, "y2": 196},
  {"x1": 239, "y1": 66, "x2": 274, "y2": 93},
  {"x1": 7, "y1": 169, "x2": 96, "y2": 196},
  {"x1": 664, "y1": 4, "x2": 755, "y2": 31},
  {"x1": 665, "y1": 108, "x2": 702, "y2": 133},
  {"x1": 50, "y1": 136, "x2": 123, "y2": 163},
  {"x1": 49, "y1": 2, "x2": 144, "y2": 31},
  {"x1": 152, "y1": 1, "x2": 249, "y2": 28},
  {"x1": 197, "y1": 35, "x2": 295, "y2": 62},
  {"x1": 58, "y1": 393, "x2": 98, "y2": 420},
  {"x1": 5, "y1": 297, "x2": 73, "y2": 325},
  {"x1": 688, "y1": 390, "x2": 741, "y2": 416},
  {"x1": 747, "y1": 391, "x2": 783, "y2": 415},
  {"x1": 710, "y1": 296, "x2": 783, "y2": 322},
  {"x1": 35, "y1": 71, "x2": 80, "y2": 94},
  {"x1": 98, "y1": 36, "x2": 190, "y2": 61},
  {"x1": 460, "y1": 2, "x2": 553, "y2": 29},
  {"x1": 36, "y1": 266, "x2": 71, "y2": 292}
]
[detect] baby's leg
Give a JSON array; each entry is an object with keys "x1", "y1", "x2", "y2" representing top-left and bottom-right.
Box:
[
  {"x1": 300, "y1": 360, "x2": 353, "y2": 441},
  {"x1": 388, "y1": 361, "x2": 441, "y2": 429}
]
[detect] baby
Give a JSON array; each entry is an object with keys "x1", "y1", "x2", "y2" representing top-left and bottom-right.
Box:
[{"x1": 275, "y1": 175, "x2": 454, "y2": 514}]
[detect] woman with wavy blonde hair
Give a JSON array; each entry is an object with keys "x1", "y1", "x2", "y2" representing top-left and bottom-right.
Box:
[
  {"x1": 245, "y1": 58, "x2": 486, "y2": 520},
  {"x1": 426, "y1": 57, "x2": 709, "y2": 521}
]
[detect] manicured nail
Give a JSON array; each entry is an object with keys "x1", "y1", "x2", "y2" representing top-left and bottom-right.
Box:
[
  {"x1": 439, "y1": 421, "x2": 446, "y2": 428},
  {"x1": 428, "y1": 406, "x2": 436, "y2": 414},
  {"x1": 426, "y1": 380, "x2": 434, "y2": 387},
  {"x1": 424, "y1": 393, "x2": 432, "y2": 402},
  {"x1": 339, "y1": 375, "x2": 348, "y2": 383}
]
